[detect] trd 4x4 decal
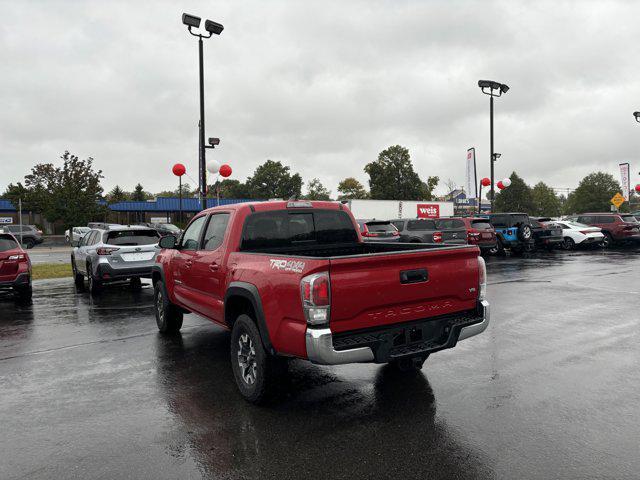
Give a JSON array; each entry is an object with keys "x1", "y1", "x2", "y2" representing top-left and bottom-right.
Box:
[{"x1": 269, "y1": 259, "x2": 305, "y2": 273}]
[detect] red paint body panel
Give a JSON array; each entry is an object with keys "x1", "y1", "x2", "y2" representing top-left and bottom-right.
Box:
[
  {"x1": 157, "y1": 201, "x2": 481, "y2": 360},
  {"x1": 0, "y1": 234, "x2": 31, "y2": 284}
]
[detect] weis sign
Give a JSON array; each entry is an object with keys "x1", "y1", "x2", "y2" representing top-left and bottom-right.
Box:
[{"x1": 417, "y1": 204, "x2": 440, "y2": 218}]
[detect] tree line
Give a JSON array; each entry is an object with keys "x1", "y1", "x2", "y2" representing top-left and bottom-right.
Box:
[{"x1": 493, "y1": 171, "x2": 636, "y2": 215}]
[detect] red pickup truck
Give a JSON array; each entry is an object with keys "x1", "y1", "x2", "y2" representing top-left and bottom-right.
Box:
[{"x1": 152, "y1": 201, "x2": 489, "y2": 403}]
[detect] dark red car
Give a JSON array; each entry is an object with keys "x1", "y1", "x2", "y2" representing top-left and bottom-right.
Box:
[
  {"x1": 458, "y1": 217, "x2": 498, "y2": 254},
  {"x1": 0, "y1": 232, "x2": 32, "y2": 300},
  {"x1": 569, "y1": 213, "x2": 640, "y2": 247}
]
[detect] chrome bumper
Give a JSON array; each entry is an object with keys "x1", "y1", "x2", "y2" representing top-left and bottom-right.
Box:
[
  {"x1": 458, "y1": 299, "x2": 490, "y2": 341},
  {"x1": 305, "y1": 299, "x2": 490, "y2": 365}
]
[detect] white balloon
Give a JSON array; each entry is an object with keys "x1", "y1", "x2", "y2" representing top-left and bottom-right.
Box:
[
  {"x1": 206, "y1": 160, "x2": 221, "y2": 174},
  {"x1": 502, "y1": 178, "x2": 512, "y2": 187}
]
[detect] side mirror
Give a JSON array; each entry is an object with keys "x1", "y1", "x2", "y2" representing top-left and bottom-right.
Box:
[
  {"x1": 71, "y1": 240, "x2": 79, "y2": 247},
  {"x1": 159, "y1": 235, "x2": 177, "y2": 249}
]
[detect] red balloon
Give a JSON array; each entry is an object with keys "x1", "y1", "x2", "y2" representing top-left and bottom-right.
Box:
[
  {"x1": 635, "y1": 184, "x2": 640, "y2": 193},
  {"x1": 481, "y1": 177, "x2": 491, "y2": 187},
  {"x1": 497, "y1": 180, "x2": 504, "y2": 190},
  {"x1": 219, "y1": 164, "x2": 232, "y2": 178},
  {"x1": 172, "y1": 163, "x2": 186, "y2": 177}
]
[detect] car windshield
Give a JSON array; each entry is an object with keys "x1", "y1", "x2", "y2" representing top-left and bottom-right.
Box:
[
  {"x1": 106, "y1": 230, "x2": 160, "y2": 246},
  {"x1": 470, "y1": 220, "x2": 492, "y2": 230},
  {"x1": 0, "y1": 234, "x2": 19, "y2": 252},
  {"x1": 157, "y1": 224, "x2": 181, "y2": 232},
  {"x1": 620, "y1": 215, "x2": 639, "y2": 224},
  {"x1": 366, "y1": 222, "x2": 396, "y2": 233}
]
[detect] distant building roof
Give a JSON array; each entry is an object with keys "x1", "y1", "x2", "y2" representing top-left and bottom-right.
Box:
[
  {"x1": 108, "y1": 197, "x2": 257, "y2": 212},
  {"x1": 0, "y1": 199, "x2": 16, "y2": 212}
]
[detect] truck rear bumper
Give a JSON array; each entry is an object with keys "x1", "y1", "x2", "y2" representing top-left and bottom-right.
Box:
[{"x1": 305, "y1": 300, "x2": 490, "y2": 365}]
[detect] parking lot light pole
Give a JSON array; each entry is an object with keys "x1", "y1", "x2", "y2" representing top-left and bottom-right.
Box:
[
  {"x1": 182, "y1": 13, "x2": 224, "y2": 210},
  {"x1": 478, "y1": 80, "x2": 509, "y2": 211}
]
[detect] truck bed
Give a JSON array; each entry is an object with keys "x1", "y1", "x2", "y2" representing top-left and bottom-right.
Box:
[{"x1": 241, "y1": 241, "x2": 473, "y2": 258}]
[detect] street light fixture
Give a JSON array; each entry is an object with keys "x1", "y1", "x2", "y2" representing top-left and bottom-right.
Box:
[
  {"x1": 182, "y1": 12, "x2": 224, "y2": 210},
  {"x1": 493, "y1": 153, "x2": 501, "y2": 160},
  {"x1": 633, "y1": 111, "x2": 640, "y2": 123},
  {"x1": 478, "y1": 79, "x2": 509, "y2": 211}
]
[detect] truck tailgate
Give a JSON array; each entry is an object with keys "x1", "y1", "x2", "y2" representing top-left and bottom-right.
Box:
[{"x1": 328, "y1": 247, "x2": 479, "y2": 333}]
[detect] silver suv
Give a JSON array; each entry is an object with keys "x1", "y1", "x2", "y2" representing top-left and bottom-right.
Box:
[{"x1": 71, "y1": 225, "x2": 160, "y2": 294}]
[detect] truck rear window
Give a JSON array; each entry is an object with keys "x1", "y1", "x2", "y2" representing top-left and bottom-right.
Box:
[
  {"x1": 366, "y1": 222, "x2": 396, "y2": 233},
  {"x1": 105, "y1": 230, "x2": 160, "y2": 246},
  {"x1": 0, "y1": 234, "x2": 19, "y2": 252},
  {"x1": 435, "y1": 219, "x2": 464, "y2": 229},
  {"x1": 470, "y1": 220, "x2": 492, "y2": 230},
  {"x1": 240, "y1": 209, "x2": 358, "y2": 250}
]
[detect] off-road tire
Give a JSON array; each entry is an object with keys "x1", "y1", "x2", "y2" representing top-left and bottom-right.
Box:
[
  {"x1": 87, "y1": 262, "x2": 102, "y2": 295},
  {"x1": 230, "y1": 314, "x2": 287, "y2": 404},
  {"x1": 71, "y1": 257, "x2": 84, "y2": 288},
  {"x1": 154, "y1": 280, "x2": 183, "y2": 334}
]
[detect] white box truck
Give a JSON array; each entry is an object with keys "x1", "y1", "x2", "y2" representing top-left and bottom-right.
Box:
[{"x1": 342, "y1": 199, "x2": 454, "y2": 220}]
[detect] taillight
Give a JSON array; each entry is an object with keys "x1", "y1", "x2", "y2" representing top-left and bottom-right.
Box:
[
  {"x1": 300, "y1": 272, "x2": 331, "y2": 325},
  {"x1": 96, "y1": 247, "x2": 120, "y2": 255},
  {"x1": 392, "y1": 230, "x2": 399, "y2": 236},
  {"x1": 362, "y1": 231, "x2": 379, "y2": 237},
  {"x1": 432, "y1": 232, "x2": 443, "y2": 243},
  {"x1": 579, "y1": 230, "x2": 592, "y2": 234},
  {"x1": 506, "y1": 229, "x2": 514, "y2": 236},
  {"x1": 8, "y1": 254, "x2": 26, "y2": 261},
  {"x1": 467, "y1": 230, "x2": 481, "y2": 241},
  {"x1": 478, "y1": 256, "x2": 487, "y2": 301}
]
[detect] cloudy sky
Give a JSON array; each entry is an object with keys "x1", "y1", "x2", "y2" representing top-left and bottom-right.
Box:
[{"x1": 2, "y1": 0, "x2": 640, "y2": 198}]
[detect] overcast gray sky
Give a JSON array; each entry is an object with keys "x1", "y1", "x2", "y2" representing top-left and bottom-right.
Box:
[{"x1": 2, "y1": 0, "x2": 640, "y2": 197}]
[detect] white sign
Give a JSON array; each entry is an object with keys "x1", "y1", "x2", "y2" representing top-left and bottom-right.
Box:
[
  {"x1": 150, "y1": 217, "x2": 170, "y2": 223},
  {"x1": 619, "y1": 163, "x2": 630, "y2": 200},
  {"x1": 466, "y1": 148, "x2": 476, "y2": 198},
  {"x1": 0, "y1": 217, "x2": 12, "y2": 224}
]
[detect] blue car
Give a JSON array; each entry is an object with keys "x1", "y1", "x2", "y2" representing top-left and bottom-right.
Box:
[{"x1": 487, "y1": 213, "x2": 535, "y2": 254}]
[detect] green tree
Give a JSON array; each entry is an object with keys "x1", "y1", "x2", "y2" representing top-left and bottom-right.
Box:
[
  {"x1": 531, "y1": 181, "x2": 563, "y2": 216},
  {"x1": 364, "y1": 145, "x2": 438, "y2": 200},
  {"x1": 106, "y1": 185, "x2": 130, "y2": 203},
  {"x1": 2, "y1": 182, "x2": 31, "y2": 211},
  {"x1": 157, "y1": 183, "x2": 194, "y2": 198},
  {"x1": 15, "y1": 151, "x2": 106, "y2": 229},
  {"x1": 305, "y1": 178, "x2": 331, "y2": 200},
  {"x1": 493, "y1": 172, "x2": 534, "y2": 213},
  {"x1": 564, "y1": 172, "x2": 622, "y2": 214},
  {"x1": 216, "y1": 179, "x2": 251, "y2": 199},
  {"x1": 337, "y1": 177, "x2": 369, "y2": 200},
  {"x1": 245, "y1": 160, "x2": 303, "y2": 199},
  {"x1": 131, "y1": 183, "x2": 152, "y2": 201}
]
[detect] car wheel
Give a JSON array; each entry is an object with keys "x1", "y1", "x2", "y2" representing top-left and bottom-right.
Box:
[
  {"x1": 87, "y1": 263, "x2": 102, "y2": 295},
  {"x1": 488, "y1": 238, "x2": 504, "y2": 256},
  {"x1": 517, "y1": 224, "x2": 533, "y2": 242},
  {"x1": 563, "y1": 237, "x2": 575, "y2": 250},
  {"x1": 14, "y1": 283, "x2": 33, "y2": 301},
  {"x1": 230, "y1": 314, "x2": 287, "y2": 404},
  {"x1": 601, "y1": 232, "x2": 613, "y2": 248},
  {"x1": 23, "y1": 238, "x2": 35, "y2": 249},
  {"x1": 154, "y1": 280, "x2": 183, "y2": 333},
  {"x1": 390, "y1": 354, "x2": 428, "y2": 373},
  {"x1": 71, "y1": 257, "x2": 84, "y2": 288}
]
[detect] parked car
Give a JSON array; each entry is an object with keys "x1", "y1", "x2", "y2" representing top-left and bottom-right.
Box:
[
  {"x1": 0, "y1": 232, "x2": 32, "y2": 300},
  {"x1": 139, "y1": 222, "x2": 183, "y2": 237},
  {"x1": 152, "y1": 200, "x2": 489, "y2": 403},
  {"x1": 566, "y1": 213, "x2": 640, "y2": 247},
  {"x1": 390, "y1": 218, "x2": 467, "y2": 245},
  {"x1": 553, "y1": 220, "x2": 604, "y2": 249},
  {"x1": 530, "y1": 217, "x2": 565, "y2": 251},
  {"x1": 457, "y1": 217, "x2": 498, "y2": 254},
  {"x1": 487, "y1": 213, "x2": 535, "y2": 254},
  {"x1": 0, "y1": 225, "x2": 43, "y2": 249},
  {"x1": 65, "y1": 226, "x2": 91, "y2": 244},
  {"x1": 632, "y1": 211, "x2": 640, "y2": 222},
  {"x1": 356, "y1": 220, "x2": 400, "y2": 242},
  {"x1": 87, "y1": 222, "x2": 120, "y2": 230},
  {"x1": 71, "y1": 225, "x2": 161, "y2": 294}
]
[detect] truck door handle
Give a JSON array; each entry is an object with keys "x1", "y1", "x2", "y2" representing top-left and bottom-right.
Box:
[
  {"x1": 400, "y1": 268, "x2": 428, "y2": 284},
  {"x1": 209, "y1": 262, "x2": 219, "y2": 271}
]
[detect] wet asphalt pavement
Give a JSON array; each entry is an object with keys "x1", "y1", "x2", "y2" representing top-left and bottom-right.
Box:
[{"x1": 1, "y1": 247, "x2": 639, "y2": 479}]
